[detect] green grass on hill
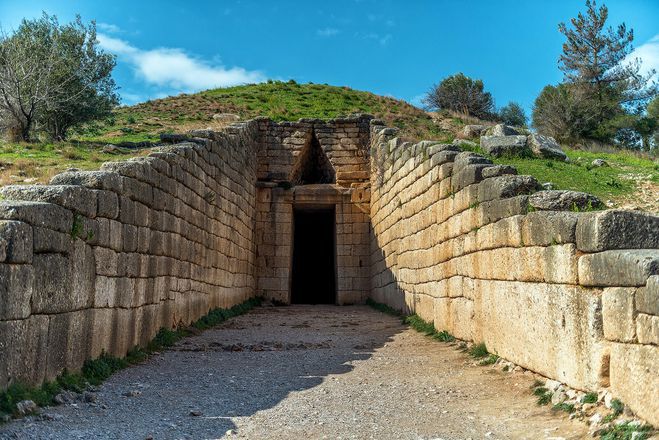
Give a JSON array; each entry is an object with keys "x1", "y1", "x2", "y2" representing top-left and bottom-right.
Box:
[
  {"x1": 458, "y1": 141, "x2": 658, "y2": 207},
  {"x1": 75, "y1": 81, "x2": 447, "y2": 143},
  {"x1": 0, "y1": 81, "x2": 656, "y2": 211}
]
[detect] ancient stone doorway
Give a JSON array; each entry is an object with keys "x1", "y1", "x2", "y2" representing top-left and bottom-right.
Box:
[{"x1": 291, "y1": 207, "x2": 337, "y2": 304}]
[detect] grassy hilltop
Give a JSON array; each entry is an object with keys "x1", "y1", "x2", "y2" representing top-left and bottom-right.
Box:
[{"x1": 0, "y1": 81, "x2": 656, "y2": 211}]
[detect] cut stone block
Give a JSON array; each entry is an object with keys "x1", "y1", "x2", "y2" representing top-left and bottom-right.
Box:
[
  {"x1": 480, "y1": 135, "x2": 528, "y2": 157},
  {"x1": 610, "y1": 343, "x2": 659, "y2": 426},
  {"x1": 0, "y1": 264, "x2": 34, "y2": 320},
  {"x1": 579, "y1": 250, "x2": 659, "y2": 287},
  {"x1": 576, "y1": 209, "x2": 659, "y2": 252},
  {"x1": 602, "y1": 287, "x2": 636, "y2": 342},
  {"x1": 0, "y1": 221, "x2": 32, "y2": 263}
]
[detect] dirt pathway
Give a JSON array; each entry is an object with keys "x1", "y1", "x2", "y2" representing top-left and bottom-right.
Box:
[{"x1": 0, "y1": 305, "x2": 588, "y2": 440}]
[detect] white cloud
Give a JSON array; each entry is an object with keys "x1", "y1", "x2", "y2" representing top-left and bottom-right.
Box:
[
  {"x1": 97, "y1": 34, "x2": 265, "y2": 92},
  {"x1": 97, "y1": 22, "x2": 122, "y2": 34},
  {"x1": 317, "y1": 27, "x2": 340, "y2": 37},
  {"x1": 628, "y1": 34, "x2": 659, "y2": 79}
]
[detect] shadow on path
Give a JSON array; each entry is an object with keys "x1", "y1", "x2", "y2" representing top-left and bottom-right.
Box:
[{"x1": 0, "y1": 305, "x2": 403, "y2": 440}]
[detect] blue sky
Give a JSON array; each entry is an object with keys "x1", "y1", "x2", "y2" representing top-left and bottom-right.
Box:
[{"x1": 1, "y1": 0, "x2": 658, "y2": 115}]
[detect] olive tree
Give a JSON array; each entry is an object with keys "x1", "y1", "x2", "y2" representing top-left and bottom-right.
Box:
[
  {"x1": 423, "y1": 73, "x2": 495, "y2": 120},
  {"x1": 0, "y1": 14, "x2": 118, "y2": 141}
]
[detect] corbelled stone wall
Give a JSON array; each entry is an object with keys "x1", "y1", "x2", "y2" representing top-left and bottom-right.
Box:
[
  {"x1": 368, "y1": 121, "x2": 659, "y2": 425},
  {"x1": 0, "y1": 114, "x2": 657, "y2": 426},
  {"x1": 0, "y1": 122, "x2": 260, "y2": 389},
  {"x1": 254, "y1": 116, "x2": 371, "y2": 304},
  {"x1": 0, "y1": 115, "x2": 374, "y2": 391}
]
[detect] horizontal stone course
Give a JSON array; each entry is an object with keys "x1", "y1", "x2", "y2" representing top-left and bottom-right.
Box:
[{"x1": 369, "y1": 126, "x2": 659, "y2": 425}]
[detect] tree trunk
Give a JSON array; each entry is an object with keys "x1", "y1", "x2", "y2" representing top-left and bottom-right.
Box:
[{"x1": 20, "y1": 120, "x2": 31, "y2": 142}]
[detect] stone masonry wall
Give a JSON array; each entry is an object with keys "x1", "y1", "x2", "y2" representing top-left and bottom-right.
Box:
[
  {"x1": 0, "y1": 121, "x2": 259, "y2": 390},
  {"x1": 254, "y1": 116, "x2": 371, "y2": 304},
  {"x1": 369, "y1": 121, "x2": 659, "y2": 425}
]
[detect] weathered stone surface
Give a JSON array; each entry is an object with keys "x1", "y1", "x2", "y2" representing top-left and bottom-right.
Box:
[
  {"x1": 636, "y1": 313, "x2": 659, "y2": 344},
  {"x1": 477, "y1": 174, "x2": 540, "y2": 203},
  {"x1": 0, "y1": 264, "x2": 34, "y2": 320},
  {"x1": 0, "y1": 185, "x2": 97, "y2": 218},
  {"x1": 528, "y1": 190, "x2": 602, "y2": 211},
  {"x1": 602, "y1": 287, "x2": 636, "y2": 342},
  {"x1": 579, "y1": 250, "x2": 659, "y2": 287},
  {"x1": 480, "y1": 135, "x2": 529, "y2": 157},
  {"x1": 576, "y1": 209, "x2": 659, "y2": 252},
  {"x1": 451, "y1": 164, "x2": 492, "y2": 192},
  {"x1": 0, "y1": 221, "x2": 32, "y2": 263},
  {"x1": 486, "y1": 124, "x2": 520, "y2": 136},
  {"x1": 480, "y1": 281, "x2": 606, "y2": 390},
  {"x1": 610, "y1": 343, "x2": 659, "y2": 426},
  {"x1": 0, "y1": 201, "x2": 73, "y2": 234},
  {"x1": 636, "y1": 276, "x2": 658, "y2": 315},
  {"x1": 50, "y1": 170, "x2": 123, "y2": 192},
  {"x1": 481, "y1": 165, "x2": 517, "y2": 179},
  {"x1": 0, "y1": 316, "x2": 49, "y2": 389},
  {"x1": 461, "y1": 125, "x2": 487, "y2": 138},
  {"x1": 591, "y1": 159, "x2": 608, "y2": 167},
  {"x1": 452, "y1": 152, "x2": 492, "y2": 169},
  {"x1": 520, "y1": 211, "x2": 579, "y2": 246},
  {"x1": 527, "y1": 134, "x2": 567, "y2": 160}
]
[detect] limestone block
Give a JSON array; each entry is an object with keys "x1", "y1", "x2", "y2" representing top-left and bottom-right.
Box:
[
  {"x1": 50, "y1": 170, "x2": 123, "y2": 192},
  {"x1": 453, "y1": 152, "x2": 492, "y2": 169},
  {"x1": 579, "y1": 250, "x2": 659, "y2": 287},
  {"x1": 576, "y1": 209, "x2": 659, "y2": 252},
  {"x1": 636, "y1": 276, "x2": 658, "y2": 315},
  {"x1": 610, "y1": 343, "x2": 659, "y2": 426},
  {"x1": 123, "y1": 224, "x2": 138, "y2": 252},
  {"x1": 529, "y1": 190, "x2": 602, "y2": 211},
  {"x1": 527, "y1": 133, "x2": 567, "y2": 160},
  {"x1": 109, "y1": 308, "x2": 135, "y2": 358},
  {"x1": 636, "y1": 313, "x2": 659, "y2": 344},
  {"x1": 32, "y1": 243, "x2": 94, "y2": 314},
  {"x1": 0, "y1": 315, "x2": 49, "y2": 388},
  {"x1": 108, "y1": 219, "x2": 123, "y2": 251},
  {"x1": 482, "y1": 165, "x2": 517, "y2": 179},
  {"x1": 480, "y1": 135, "x2": 529, "y2": 157},
  {"x1": 45, "y1": 310, "x2": 92, "y2": 381},
  {"x1": 480, "y1": 280, "x2": 606, "y2": 390},
  {"x1": 96, "y1": 190, "x2": 119, "y2": 219},
  {"x1": 0, "y1": 264, "x2": 33, "y2": 320},
  {"x1": 477, "y1": 175, "x2": 540, "y2": 203},
  {"x1": 451, "y1": 164, "x2": 492, "y2": 192},
  {"x1": 0, "y1": 201, "x2": 73, "y2": 234},
  {"x1": 414, "y1": 293, "x2": 435, "y2": 323},
  {"x1": 487, "y1": 124, "x2": 520, "y2": 136},
  {"x1": 0, "y1": 220, "x2": 32, "y2": 263},
  {"x1": 521, "y1": 211, "x2": 579, "y2": 246},
  {"x1": 602, "y1": 287, "x2": 636, "y2": 342},
  {"x1": 430, "y1": 151, "x2": 458, "y2": 168},
  {"x1": 33, "y1": 226, "x2": 70, "y2": 253},
  {"x1": 94, "y1": 275, "x2": 117, "y2": 307},
  {"x1": 0, "y1": 185, "x2": 97, "y2": 218}
]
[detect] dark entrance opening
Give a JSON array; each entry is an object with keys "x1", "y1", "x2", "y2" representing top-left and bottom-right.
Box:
[
  {"x1": 291, "y1": 207, "x2": 336, "y2": 304},
  {"x1": 289, "y1": 130, "x2": 335, "y2": 185}
]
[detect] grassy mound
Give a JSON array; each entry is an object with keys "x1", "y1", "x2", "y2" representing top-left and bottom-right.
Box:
[{"x1": 0, "y1": 81, "x2": 656, "y2": 210}]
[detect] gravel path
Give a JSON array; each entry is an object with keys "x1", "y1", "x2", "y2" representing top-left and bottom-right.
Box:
[{"x1": 0, "y1": 305, "x2": 588, "y2": 440}]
